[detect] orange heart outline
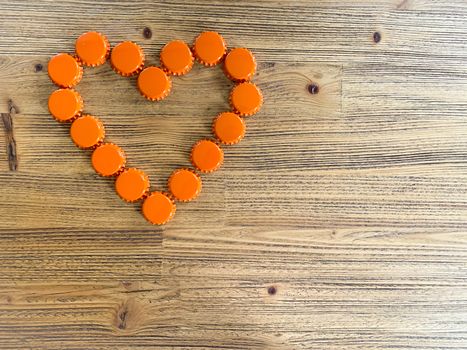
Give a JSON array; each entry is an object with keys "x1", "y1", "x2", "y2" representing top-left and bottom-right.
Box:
[{"x1": 47, "y1": 31, "x2": 263, "y2": 225}]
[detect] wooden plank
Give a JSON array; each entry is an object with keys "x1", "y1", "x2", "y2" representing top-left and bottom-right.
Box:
[
  {"x1": 0, "y1": 281, "x2": 182, "y2": 349},
  {"x1": 0, "y1": 0, "x2": 467, "y2": 349},
  {"x1": 0, "y1": 225, "x2": 465, "y2": 349},
  {"x1": 0, "y1": 1, "x2": 465, "y2": 66},
  {"x1": 165, "y1": 226, "x2": 467, "y2": 347},
  {"x1": 0, "y1": 228, "x2": 164, "y2": 281}
]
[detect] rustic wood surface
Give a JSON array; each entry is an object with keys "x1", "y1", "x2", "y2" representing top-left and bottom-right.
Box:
[{"x1": 0, "y1": 0, "x2": 467, "y2": 349}]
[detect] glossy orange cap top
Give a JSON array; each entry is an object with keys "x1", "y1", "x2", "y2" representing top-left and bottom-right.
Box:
[
  {"x1": 137, "y1": 66, "x2": 172, "y2": 101},
  {"x1": 160, "y1": 40, "x2": 194, "y2": 75},
  {"x1": 48, "y1": 88, "x2": 83, "y2": 122},
  {"x1": 48, "y1": 53, "x2": 83, "y2": 88},
  {"x1": 224, "y1": 48, "x2": 256, "y2": 82},
  {"x1": 115, "y1": 168, "x2": 149, "y2": 202},
  {"x1": 142, "y1": 191, "x2": 176, "y2": 225},
  {"x1": 191, "y1": 140, "x2": 224, "y2": 173},
  {"x1": 168, "y1": 168, "x2": 202, "y2": 202},
  {"x1": 92, "y1": 143, "x2": 126, "y2": 176},
  {"x1": 110, "y1": 41, "x2": 145, "y2": 76},
  {"x1": 70, "y1": 114, "x2": 105, "y2": 149},
  {"x1": 193, "y1": 31, "x2": 227, "y2": 66},
  {"x1": 230, "y1": 82, "x2": 263, "y2": 116},
  {"x1": 213, "y1": 112, "x2": 246, "y2": 145},
  {"x1": 75, "y1": 31, "x2": 110, "y2": 67}
]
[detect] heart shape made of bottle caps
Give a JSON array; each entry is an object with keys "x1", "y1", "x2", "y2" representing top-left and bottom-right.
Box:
[{"x1": 47, "y1": 31, "x2": 262, "y2": 225}]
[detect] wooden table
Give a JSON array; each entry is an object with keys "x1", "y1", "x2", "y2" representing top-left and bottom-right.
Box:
[{"x1": 0, "y1": 1, "x2": 466, "y2": 349}]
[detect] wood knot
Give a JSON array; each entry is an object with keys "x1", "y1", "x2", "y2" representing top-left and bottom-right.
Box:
[
  {"x1": 143, "y1": 27, "x2": 152, "y2": 39},
  {"x1": 373, "y1": 32, "x2": 382, "y2": 43},
  {"x1": 268, "y1": 286, "x2": 277, "y2": 295},
  {"x1": 114, "y1": 298, "x2": 146, "y2": 333},
  {"x1": 8, "y1": 99, "x2": 19, "y2": 115},
  {"x1": 117, "y1": 308, "x2": 128, "y2": 329},
  {"x1": 121, "y1": 281, "x2": 133, "y2": 289},
  {"x1": 307, "y1": 83, "x2": 319, "y2": 95},
  {"x1": 34, "y1": 63, "x2": 43, "y2": 72}
]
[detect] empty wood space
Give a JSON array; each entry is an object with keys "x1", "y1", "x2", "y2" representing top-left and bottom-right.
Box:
[{"x1": 0, "y1": 1, "x2": 466, "y2": 349}]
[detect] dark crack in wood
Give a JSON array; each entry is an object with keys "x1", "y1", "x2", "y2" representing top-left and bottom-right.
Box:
[{"x1": 1, "y1": 99, "x2": 19, "y2": 171}]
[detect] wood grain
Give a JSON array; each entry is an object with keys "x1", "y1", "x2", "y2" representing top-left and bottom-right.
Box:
[{"x1": 0, "y1": 0, "x2": 466, "y2": 349}]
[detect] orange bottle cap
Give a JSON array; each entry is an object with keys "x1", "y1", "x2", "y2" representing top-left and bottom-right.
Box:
[
  {"x1": 115, "y1": 168, "x2": 149, "y2": 202},
  {"x1": 213, "y1": 112, "x2": 246, "y2": 145},
  {"x1": 142, "y1": 191, "x2": 176, "y2": 225},
  {"x1": 224, "y1": 48, "x2": 256, "y2": 82},
  {"x1": 92, "y1": 143, "x2": 126, "y2": 176},
  {"x1": 160, "y1": 40, "x2": 194, "y2": 75},
  {"x1": 230, "y1": 82, "x2": 263, "y2": 116},
  {"x1": 48, "y1": 53, "x2": 83, "y2": 88},
  {"x1": 75, "y1": 31, "x2": 110, "y2": 67},
  {"x1": 191, "y1": 139, "x2": 223, "y2": 173},
  {"x1": 70, "y1": 114, "x2": 105, "y2": 149},
  {"x1": 48, "y1": 88, "x2": 83, "y2": 122},
  {"x1": 168, "y1": 168, "x2": 202, "y2": 202},
  {"x1": 193, "y1": 31, "x2": 226, "y2": 66},
  {"x1": 137, "y1": 66, "x2": 171, "y2": 101},
  {"x1": 110, "y1": 41, "x2": 145, "y2": 76}
]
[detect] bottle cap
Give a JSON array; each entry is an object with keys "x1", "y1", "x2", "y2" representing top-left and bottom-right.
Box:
[
  {"x1": 70, "y1": 114, "x2": 105, "y2": 149},
  {"x1": 115, "y1": 168, "x2": 149, "y2": 202},
  {"x1": 142, "y1": 191, "x2": 176, "y2": 225},
  {"x1": 92, "y1": 143, "x2": 126, "y2": 176},
  {"x1": 230, "y1": 82, "x2": 263, "y2": 116},
  {"x1": 212, "y1": 112, "x2": 245, "y2": 145},
  {"x1": 168, "y1": 168, "x2": 202, "y2": 202},
  {"x1": 110, "y1": 41, "x2": 145, "y2": 76},
  {"x1": 48, "y1": 53, "x2": 83, "y2": 88},
  {"x1": 224, "y1": 48, "x2": 256, "y2": 82},
  {"x1": 190, "y1": 139, "x2": 223, "y2": 173},
  {"x1": 48, "y1": 88, "x2": 83, "y2": 122},
  {"x1": 137, "y1": 66, "x2": 171, "y2": 101},
  {"x1": 193, "y1": 31, "x2": 226, "y2": 66},
  {"x1": 160, "y1": 40, "x2": 194, "y2": 75},
  {"x1": 75, "y1": 31, "x2": 110, "y2": 67}
]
